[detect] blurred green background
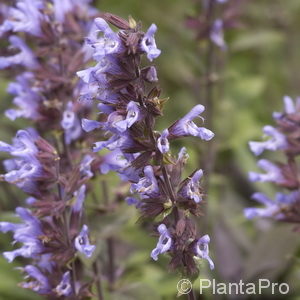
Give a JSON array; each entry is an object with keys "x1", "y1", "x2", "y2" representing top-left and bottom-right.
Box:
[{"x1": 1, "y1": 0, "x2": 300, "y2": 299}]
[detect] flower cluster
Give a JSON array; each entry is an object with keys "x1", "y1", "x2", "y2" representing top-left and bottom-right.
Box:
[
  {"x1": 245, "y1": 96, "x2": 300, "y2": 223},
  {"x1": 78, "y1": 14, "x2": 215, "y2": 274},
  {"x1": 0, "y1": 129, "x2": 58, "y2": 195},
  {"x1": 0, "y1": 1, "x2": 98, "y2": 298}
]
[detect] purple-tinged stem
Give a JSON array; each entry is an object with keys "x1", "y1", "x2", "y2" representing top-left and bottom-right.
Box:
[
  {"x1": 107, "y1": 237, "x2": 116, "y2": 291},
  {"x1": 93, "y1": 261, "x2": 105, "y2": 300},
  {"x1": 188, "y1": 289, "x2": 196, "y2": 300}
]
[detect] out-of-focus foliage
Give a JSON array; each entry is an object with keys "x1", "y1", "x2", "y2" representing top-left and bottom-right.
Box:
[{"x1": 0, "y1": 0, "x2": 300, "y2": 299}]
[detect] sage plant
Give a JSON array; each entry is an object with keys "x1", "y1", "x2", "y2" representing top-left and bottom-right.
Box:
[
  {"x1": 0, "y1": 1, "x2": 217, "y2": 299},
  {"x1": 78, "y1": 13, "x2": 215, "y2": 275},
  {"x1": 0, "y1": 0, "x2": 98, "y2": 298},
  {"x1": 245, "y1": 96, "x2": 300, "y2": 224}
]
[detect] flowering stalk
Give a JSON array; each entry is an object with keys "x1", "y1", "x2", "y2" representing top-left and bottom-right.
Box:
[
  {"x1": 78, "y1": 13, "x2": 215, "y2": 275},
  {"x1": 0, "y1": 1, "x2": 99, "y2": 298},
  {"x1": 185, "y1": 0, "x2": 227, "y2": 192},
  {"x1": 185, "y1": 0, "x2": 245, "y2": 183},
  {"x1": 245, "y1": 96, "x2": 300, "y2": 224}
]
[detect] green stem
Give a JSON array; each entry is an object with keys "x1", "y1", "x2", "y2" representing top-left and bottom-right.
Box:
[{"x1": 202, "y1": 0, "x2": 217, "y2": 191}]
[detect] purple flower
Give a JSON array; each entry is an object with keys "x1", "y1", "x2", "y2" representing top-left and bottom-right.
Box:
[
  {"x1": 74, "y1": 225, "x2": 96, "y2": 258},
  {"x1": 244, "y1": 192, "x2": 299, "y2": 220},
  {"x1": 194, "y1": 235, "x2": 214, "y2": 270},
  {"x1": 93, "y1": 134, "x2": 124, "y2": 152},
  {"x1": 77, "y1": 65, "x2": 107, "y2": 85},
  {"x1": 55, "y1": 271, "x2": 73, "y2": 297},
  {"x1": 77, "y1": 56, "x2": 121, "y2": 84},
  {"x1": 273, "y1": 96, "x2": 300, "y2": 119},
  {"x1": 21, "y1": 265, "x2": 51, "y2": 294},
  {"x1": 100, "y1": 149, "x2": 130, "y2": 174},
  {"x1": 53, "y1": 0, "x2": 73, "y2": 22},
  {"x1": 145, "y1": 66, "x2": 158, "y2": 82},
  {"x1": 114, "y1": 101, "x2": 140, "y2": 132},
  {"x1": 72, "y1": 185, "x2": 86, "y2": 214},
  {"x1": 151, "y1": 224, "x2": 172, "y2": 261},
  {"x1": 0, "y1": 129, "x2": 38, "y2": 158},
  {"x1": 81, "y1": 118, "x2": 104, "y2": 132},
  {"x1": 177, "y1": 147, "x2": 189, "y2": 161},
  {"x1": 157, "y1": 129, "x2": 170, "y2": 154},
  {"x1": 77, "y1": 66, "x2": 97, "y2": 84},
  {"x1": 0, "y1": 0, "x2": 44, "y2": 37},
  {"x1": 0, "y1": 129, "x2": 43, "y2": 193},
  {"x1": 0, "y1": 36, "x2": 38, "y2": 69},
  {"x1": 249, "y1": 159, "x2": 283, "y2": 183},
  {"x1": 87, "y1": 18, "x2": 123, "y2": 59},
  {"x1": 3, "y1": 161, "x2": 41, "y2": 193},
  {"x1": 131, "y1": 166, "x2": 160, "y2": 199},
  {"x1": 245, "y1": 193, "x2": 279, "y2": 219},
  {"x1": 125, "y1": 196, "x2": 140, "y2": 207},
  {"x1": 5, "y1": 72, "x2": 41, "y2": 121},
  {"x1": 0, "y1": 221, "x2": 20, "y2": 233},
  {"x1": 210, "y1": 19, "x2": 226, "y2": 50},
  {"x1": 79, "y1": 155, "x2": 94, "y2": 178},
  {"x1": 37, "y1": 254, "x2": 54, "y2": 273},
  {"x1": 118, "y1": 166, "x2": 141, "y2": 183},
  {"x1": 169, "y1": 105, "x2": 214, "y2": 140},
  {"x1": 0, "y1": 4, "x2": 9, "y2": 25},
  {"x1": 78, "y1": 81, "x2": 99, "y2": 103},
  {"x1": 179, "y1": 169, "x2": 204, "y2": 203},
  {"x1": 249, "y1": 125, "x2": 287, "y2": 156},
  {"x1": 283, "y1": 96, "x2": 296, "y2": 114},
  {"x1": 140, "y1": 24, "x2": 161, "y2": 61},
  {"x1": 96, "y1": 133, "x2": 135, "y2": 153},
  {"x1": 61, "y1": 102, "x2": 82, "y2": 144},
  {"x1": 0, "y1": 207, "x2": 44, "y2": 262},
  {"x1": 26, "y1": 197, "x2": 37, "y2": 205}
]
